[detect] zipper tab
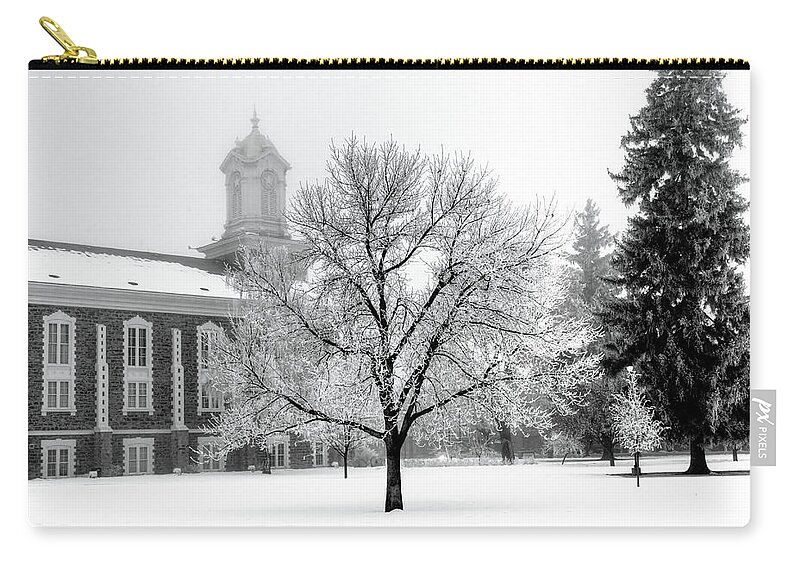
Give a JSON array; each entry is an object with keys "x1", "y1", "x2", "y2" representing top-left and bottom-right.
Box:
[
  {"x1": 39, "y1": 16, "x2": 98, "y2": 65},
  {"x1": 30, "y1": 17, "x2": 748, "y2": 70}
]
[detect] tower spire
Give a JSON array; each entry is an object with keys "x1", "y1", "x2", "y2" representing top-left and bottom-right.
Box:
[{"x1": 199, "y1": 110, "x2": 294, "y2": 262}]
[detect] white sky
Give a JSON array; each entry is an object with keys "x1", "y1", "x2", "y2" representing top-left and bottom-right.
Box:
[{"x1": 28, "y1": 69, "x2": 749, "y2": 257}]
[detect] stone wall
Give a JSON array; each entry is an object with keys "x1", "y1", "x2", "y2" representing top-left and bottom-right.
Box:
[
  {"x1": 28, "y1": 303, "x2": 336, "y2": 479},
  {"x1": 29, "y1": 304, "x2": 231, "y2": 432},
  {"x1": 28, "y1": 304, "x2": 230, "y2": 478}
]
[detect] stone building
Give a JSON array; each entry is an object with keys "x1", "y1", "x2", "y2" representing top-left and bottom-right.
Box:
[{"x1": 27, "y1": 112, "x2": 330, "y2": 479}]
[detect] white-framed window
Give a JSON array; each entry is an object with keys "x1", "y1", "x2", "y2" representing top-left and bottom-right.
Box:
[
  {"x1": 197, "y1": 321, "x2": 225, "y2": 413},
  {"x1": 42, "y1": 311, "x2": 76, "y2": 415},
  {"x1": 41, "y1": 439, "x2": 76, "y2": 478},
  {"x1": 122, "y1": 316, "x2": 154, "y2": 415},
  {"x1": 197, "y1": 436, "x2": 227, "y2": 471},
  {"x1": 123, "y1": 437, "x2": 154, "y2": 475},
  {"x1": 267, "y1": 436, "x2": 289, "y2": 469},
  {"x1": 311, "y1": 441, "x2": 327, "y2": 467}
]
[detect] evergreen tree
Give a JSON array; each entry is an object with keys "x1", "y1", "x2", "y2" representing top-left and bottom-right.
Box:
[
  {"x1": 603, "y1": 70, "x2": 750, "y2": 474},
  {"x1": 716, "y1": 340, "x2": 750, "y2": 461},
  {"x1": 568, "y1": 199, "x2": 614, "y2": 309},
  {"x1": 559, "y1": 199, "x2": 624, "y2": 465}
]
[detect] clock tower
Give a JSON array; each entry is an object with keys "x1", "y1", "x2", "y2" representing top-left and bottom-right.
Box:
[{"x1": 199, "y1": 110, "x2": 299, "y2": 262}]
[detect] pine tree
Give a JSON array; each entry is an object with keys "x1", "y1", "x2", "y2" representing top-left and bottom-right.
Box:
[
  {"x1": 568, "y1": 199, "x2": 614, "y2": 309},
  {"x1": 559, "y1": 199, "x2": 624, "y2": 465},
  {"x1": 603, "y1": 70, "x2": 750, "y2": 474}
]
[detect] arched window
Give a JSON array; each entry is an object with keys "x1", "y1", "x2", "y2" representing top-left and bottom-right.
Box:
[
  {"x1": 122, "y1": 316, "x2": 153, "y2": 415},
  {"x1": 229, "y1": 171, "x2": 242, "y2": 219},
  {"x1": 260, "y1": 170, "x2": 278, "y2": 216},
  {"x1": 197, "y1": 321, "x2": 225, "y2": 413},
  {"x1": 42, "y1": 311, "x2": 76, "y2": 415}
]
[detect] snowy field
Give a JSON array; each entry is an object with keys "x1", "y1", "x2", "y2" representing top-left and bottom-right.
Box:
[{"x1": 28, "y1": 453, "x2": 749, "y2": 527}]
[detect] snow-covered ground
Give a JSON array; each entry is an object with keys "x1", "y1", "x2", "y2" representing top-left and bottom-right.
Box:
[{"x1": 28, "y1": 453, "x2": 749, "y2": 527}]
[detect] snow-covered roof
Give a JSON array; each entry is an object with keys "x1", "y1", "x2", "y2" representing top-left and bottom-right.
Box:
[{"x1": 29, "y1": 240, "x2": 239, "y2": 299}]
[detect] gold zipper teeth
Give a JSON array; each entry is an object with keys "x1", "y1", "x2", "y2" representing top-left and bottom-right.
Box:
[
  {"x1": 36, "y1": 20, "x2": 748, "y2": 69},
  {"x1": 92, "y1": 57, "x2": 748, "y2": 68}
]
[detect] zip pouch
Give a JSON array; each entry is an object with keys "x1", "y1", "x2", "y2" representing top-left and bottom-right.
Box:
[{"x1": 28, "y1": 17, "x2": 751, "y2": 527}]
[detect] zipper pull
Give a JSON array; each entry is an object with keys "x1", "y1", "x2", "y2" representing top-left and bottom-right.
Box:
[{"x1": 39, "y1": 16, "x2": 98, "y2": 64}]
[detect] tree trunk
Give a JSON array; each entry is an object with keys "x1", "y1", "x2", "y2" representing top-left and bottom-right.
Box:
[
  {"x1": 635, "y1": 452, "x2": 640, "y2": 487},
  {"x1": 384, "y1": 438, "x2": 404, "y2": 512},
  {"x1": 498, "y1": 422, "x2": 515, "y2": 464},
  {"x1": 262, "y1": 450, "x2": 271, "y2": 474},
  {"x1": 686, "y1": 436, "x2": 711, "y2": 474},
  {"x1": 600, "y1": 436, "x2": 615, "y2": 466},
  {"x1": 732, "y1": 446, "x2": 738, "y2": 462},
  {"x1": 561, "y1": 452, "x2": 567, "y2": 465},
  {"x1": 343, "y1": 444, "x2": 349, "y2": 479},
  {"x1": 600, "y1": 445, "x2": 615, "y2": 466}
]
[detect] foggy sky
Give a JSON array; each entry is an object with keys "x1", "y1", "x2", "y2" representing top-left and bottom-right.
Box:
[{"x1": 28, "y1": 70, "x2": 749, "y2": 257}]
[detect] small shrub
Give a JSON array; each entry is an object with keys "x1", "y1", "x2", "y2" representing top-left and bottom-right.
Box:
[
  {"x1": 183, "y1": 463, "x2": 202, "y2": 474},
  {"x1": 403, "y1": 456, "x2": 499, "y2": 468},
  {"x1": 402, "y1": 453, "x2": 537, "y2": 468}
]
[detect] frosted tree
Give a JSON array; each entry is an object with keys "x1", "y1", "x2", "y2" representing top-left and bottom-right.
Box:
[
  {"x1": 208, "y1": 137, "x2": 599, "y2": 512},
  {"x1": 302, "y1": 422, "x2": 368, "y2": 479},
  {"x1": 611, "y1": 368, "x2": 664, "y2": 487},
  {"x1": 458, "y1": 422, "x2": 498, "y2": 463},
  {"x1": 545, "y1": 430, "x2": 585, "y2": 465}
]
